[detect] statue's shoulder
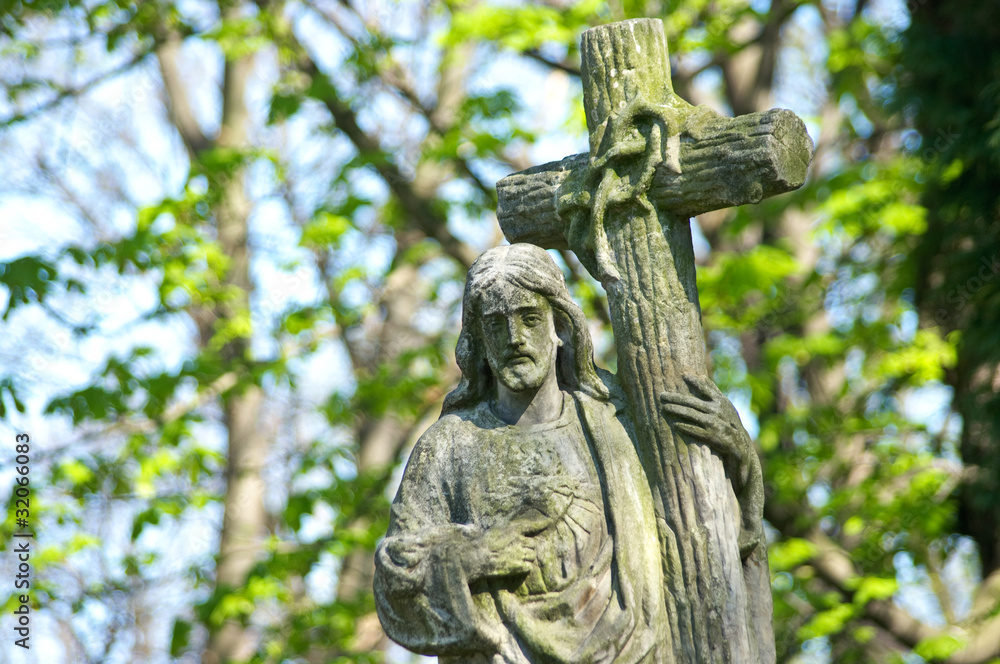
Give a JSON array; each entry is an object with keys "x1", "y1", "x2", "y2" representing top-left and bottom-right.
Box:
[
  {"x1": 412, "y1": 405, "x2": 488, "y2": 451},
  {"x1": 398, "y1": 409, "x2": 482, "y2": 484}
]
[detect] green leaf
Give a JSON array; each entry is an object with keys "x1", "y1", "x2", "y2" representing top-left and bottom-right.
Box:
[
  {"x1": 131, "y1": 507, "x2": 162, "y2": 541},
  {"x1": 769, "y1": 538, "x2": 817, "y2": 572},
  {"x1": 443, "y1": 0, "x2": 601, "y2": 51},
  {"x1": 797, "y1": 603, "x2": 856, "y2": 640},
  {"x1": 0, "y1": 255, "x2": 59, "y2": 318},
  {"x1": 914, "y1": 633, "x2": 967, "y2": 661},
  {"x1": 301, "y1": 213, "x2": 352, "y2": 249},
  {"x1": 853, "y1": 576, "x2": 897, "y2": 605},
  {"x1": 268, "y1": 91, "x2": 302, "y2": 124},
  {"x1": 170, "y1": 620, "x2": 191, "y2": 657}
]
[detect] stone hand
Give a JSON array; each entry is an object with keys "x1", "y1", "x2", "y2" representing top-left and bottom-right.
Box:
[
  {"x1": 462, "y1": 515, "x2": 554, "y2": 583},
  {"x1": 660, "y1": 373, "x2": 764, "y2": 558},
  {"x1": 659, "y1": 373, "x2": 751, "y2": 476}
]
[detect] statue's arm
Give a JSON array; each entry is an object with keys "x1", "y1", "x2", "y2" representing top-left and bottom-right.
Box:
[
  {"x1": 373, "y1": 422, "x2": 504, "y2": 657},
  {"x1": 659, "y1": 373, "x2": 765, "y2": 558}
]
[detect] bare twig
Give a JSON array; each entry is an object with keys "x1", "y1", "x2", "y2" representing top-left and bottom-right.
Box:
[
  {"x1": 1, "y1": 49, "x2": 152, "y2": 127},
  {"x1": 523, "y1": 49, "x2": 580, "y2": 76}
]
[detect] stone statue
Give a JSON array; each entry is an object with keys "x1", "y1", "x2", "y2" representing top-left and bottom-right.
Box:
[
  {"x1": 375, "y1": 244, "x2": 756, "y2": 663},
  {"x1": 375, "y1": 17, "x2": 812, "y2": 664},
  {"x1": 374, "y1": 244, "x2": 669, "y2": 663}
]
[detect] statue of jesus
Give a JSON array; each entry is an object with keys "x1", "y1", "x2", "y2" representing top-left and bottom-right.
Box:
[{"x1": 374, "y1": 244, "x2": 755, "y2": 664}]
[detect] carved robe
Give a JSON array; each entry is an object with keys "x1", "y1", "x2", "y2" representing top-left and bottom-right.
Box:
[{"x1": 374, "y1": 391, "x2": 669, "y2": 664}]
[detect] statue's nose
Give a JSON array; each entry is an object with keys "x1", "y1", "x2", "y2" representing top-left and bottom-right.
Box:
[{"x1": 508, "y1": 320, "x2": 528, "y2": 347}]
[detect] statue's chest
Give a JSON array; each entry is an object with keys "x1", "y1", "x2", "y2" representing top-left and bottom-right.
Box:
[{"x1": 471, "y1": 416, "x2": 602, "y2": 528}]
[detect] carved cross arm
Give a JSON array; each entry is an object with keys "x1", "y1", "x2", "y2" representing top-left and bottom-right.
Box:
[{"x1": 497, "y1": 107, "x2": 813, "y2": 249}]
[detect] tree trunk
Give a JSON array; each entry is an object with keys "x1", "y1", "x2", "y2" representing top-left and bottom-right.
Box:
[{"x1": 202, "y1": 38, "x2": 267, "y2": 664}]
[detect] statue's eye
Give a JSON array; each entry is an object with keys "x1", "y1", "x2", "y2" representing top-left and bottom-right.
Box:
[{"x1": 523, "y1": 314, "x2": 542, "y2": 327}]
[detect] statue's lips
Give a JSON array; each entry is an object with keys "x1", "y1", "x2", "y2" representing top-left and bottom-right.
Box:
[{"x1": 506, "y1": 355, "x2": 533, "y2": 365}]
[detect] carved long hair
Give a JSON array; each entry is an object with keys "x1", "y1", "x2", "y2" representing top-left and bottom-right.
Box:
[{"x1": 442, "y1": 244, "x2": 610, "y2": 414}]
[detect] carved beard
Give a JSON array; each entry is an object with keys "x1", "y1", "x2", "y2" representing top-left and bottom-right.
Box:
[{"x1": 493, "y1": 351, "x2": 552, "y2": 393}]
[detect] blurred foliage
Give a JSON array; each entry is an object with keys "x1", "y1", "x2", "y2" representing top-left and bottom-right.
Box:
[
  {"x1": 898, "y1": 0, "x2": 1000, "y2": 579},
  {"x1": 0, "y1": 0, "x2": 998, "y2": 663}
]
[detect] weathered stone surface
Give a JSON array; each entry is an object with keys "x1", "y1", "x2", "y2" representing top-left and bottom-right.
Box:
[
  {"x1": 491, "y1": 17, "x2": 810, "y2": 664},
  {"x1": 374, "y1": 245, "x2": 670, "y2": 663},
  {"x1": 375, "y1": 16, "x2": 812, "y2": 664},
  {"x1": 497, "y1": 109, "x2": 811, "y2": 249}
]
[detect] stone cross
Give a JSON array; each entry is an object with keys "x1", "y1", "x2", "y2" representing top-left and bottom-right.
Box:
[{"x1": 496, "y1": 19, "x2": 813, "y2": 664}]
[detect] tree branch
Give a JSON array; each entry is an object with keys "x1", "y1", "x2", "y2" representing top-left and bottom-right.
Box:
[
  {"x1": 768, "y1": 509, "x2": 1000, "y2": 664},
  {"x1": 303, "y1": 1, "x2": 496, "y2": 210},
  {"x1": 808, "y1": 530, "x2": 936, "y2": 648},
  {"x1": 278, "y1": 5, "x2": 477, "y2": 267},
  {"x1": 1, "y1": 49, "x2": 151, "y2": 127},
  {"x1": 523, "y1": 48, "x2": 580, "y2": 76},
  {"x1": 115, "y1": 372, "x2": 239, "y2": 437},
  {"x1": 156, "y1": 33, "x2": 212, "y2": 157},
  {"x1": 304, "y1": 64, "x2": 477, "y2": 267}
]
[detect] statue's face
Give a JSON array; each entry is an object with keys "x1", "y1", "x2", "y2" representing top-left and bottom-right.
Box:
[{"x1": 479, "y1": 283, "x2": 559, "y2": 394}]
